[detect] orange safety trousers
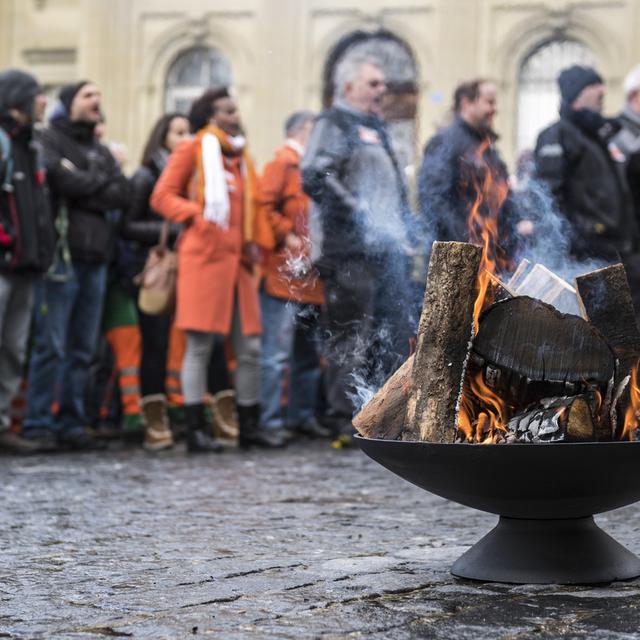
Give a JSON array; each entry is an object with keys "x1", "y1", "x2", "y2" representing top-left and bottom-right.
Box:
[
  {"x1": 165, "y1": 323, "x2": 185, "y2": 406},
  {"x1": 105, "y1": 325, "x2": 142, "y2": 417}
]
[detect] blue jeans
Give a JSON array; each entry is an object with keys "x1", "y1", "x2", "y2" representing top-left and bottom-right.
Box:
[
  {"x1": 260, "y1": 292, "x2": 321, "y2": 429},
  {"x1": 24, "y1": 262, "x2": 107, "y2": 437}
]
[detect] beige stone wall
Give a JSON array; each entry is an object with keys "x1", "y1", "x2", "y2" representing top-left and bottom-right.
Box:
[{"x1": 2, "y1": 0, "x2": 639, "y2": 171}]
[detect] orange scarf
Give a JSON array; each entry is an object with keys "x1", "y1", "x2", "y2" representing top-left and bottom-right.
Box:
[{"x1": 194, "y1": 125, "x2": 272, "y2": 249}]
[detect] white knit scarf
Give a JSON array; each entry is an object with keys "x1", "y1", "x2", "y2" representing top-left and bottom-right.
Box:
[{"x1": 202, "y1": 133, "x2": 230, "y2": 229}]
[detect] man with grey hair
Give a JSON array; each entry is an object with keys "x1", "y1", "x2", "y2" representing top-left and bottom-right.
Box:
[
  {"x1": 258, "y1": 109, "x2": 330, "y2": 440},
  {"x1": 302, "y1": 54, "x2": 413, "y2": 444}
]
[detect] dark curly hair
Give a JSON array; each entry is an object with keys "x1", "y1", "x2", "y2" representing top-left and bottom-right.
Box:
[
  {"x1": 140, "y1": 112, "x2": 187, "y2": 168},
  {"x1": 188, "y1": 87, "x2": 230, "y2": 133}
]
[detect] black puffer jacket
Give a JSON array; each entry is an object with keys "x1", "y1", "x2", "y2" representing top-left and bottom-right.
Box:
[
  {"x1": 301, "y1": 104, "x2": 410, "y2": 267},
  {"x1": 0, "y1": 70, "x2": 55, "y2": 274},
  {"x1": 41, "y1": 115, "x2": 130, "y2": 263},
  {"x1": 121, "y1": 151, "x2": 182, "y2": 278},
  {"x1": 534, "y1": 110, "x2": 637, "y2": 260}
]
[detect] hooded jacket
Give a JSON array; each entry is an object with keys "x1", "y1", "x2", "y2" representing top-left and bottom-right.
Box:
[
  {"x1": 0, "y1": 70, "x2": 55, "y2": 274},
  {"x1": 534, "y1": 108, "x2": 637, "y2": 260},
  {"x1": 40, "y1": 114, "x2": 130, "y2": 263}
]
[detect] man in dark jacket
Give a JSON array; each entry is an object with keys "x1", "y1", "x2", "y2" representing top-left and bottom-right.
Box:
[
  {"x1": 0, "y1": 69, "x2": 55, "y2": 453},
  {"x1": 302, "y1": 55, "x2": 413, "y2": 439},
  {"x1": 23, "y1": 81, "x2": 129, "y2": 450},
  {"x1": 418, "y1": 79, "x2": 517, "y2": 262},
  {"x1": 612, "y1": 64, "x2": 640, "y2": 319},
  {"x1": 534, "y1": 65, "x2": 637, "y2": 261}
]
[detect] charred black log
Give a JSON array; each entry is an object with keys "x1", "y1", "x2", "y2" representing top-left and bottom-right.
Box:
[
  {"x1": 472, "y1": 296, "x2": 615, "y2": 406},
  {"x1": 505, "y1": 395, "x2": 598, "y2": 443}
]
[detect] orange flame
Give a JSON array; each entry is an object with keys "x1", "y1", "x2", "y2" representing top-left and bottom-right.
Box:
[
  {"x1": 464, "y1": 138, "x2": 511, "y2": 332},
  {"x1": 623, "y1": 363, "x2": 640, "y2": 440},
  {"x1": 458, "y1": 370, "x2": 510, "y2": 443}
]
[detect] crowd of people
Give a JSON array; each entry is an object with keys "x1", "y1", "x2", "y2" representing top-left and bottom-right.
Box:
[{"x1": 1, "y1": 54, "x2": 640, "y2": 455}]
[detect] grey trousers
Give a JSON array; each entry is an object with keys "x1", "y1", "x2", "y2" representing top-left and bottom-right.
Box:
[
  {"x1": 182, "y1": 301, "x2": 261, "y2": 406},
  {"x1": 0, "y1": 272, "x2": 34, "y2": 431}
]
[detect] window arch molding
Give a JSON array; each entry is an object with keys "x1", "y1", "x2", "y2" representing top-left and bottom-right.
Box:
[
  {"x1": 515, "y1": 38, "x2": 597, "y2": 152},
  {"x1": 164, "y1": 46, "x2": 233, "y2": 114},
  {"x1": 304, "y1": 15, "x2": 432, "y2": 110},
  {"x1": 491, "y1": 13, "x2": 617, "y2": 162}
]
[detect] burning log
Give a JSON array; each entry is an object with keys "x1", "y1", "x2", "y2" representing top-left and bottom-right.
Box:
[
  {"x1": 352, "y1": 354, "x2": 413, "y2": 440},
  {"x1": 505, "y1": 395, "x2": 597, "y2": 443},
  {"x1": 576, "y1": 264, "x2": 640, "y2": 438},
  {"x1": 403, "y1": 241, "x2": 482, "y2": 442},
  {"x1": 472, "y1": 296, "x2": 615, "y2": 406}
]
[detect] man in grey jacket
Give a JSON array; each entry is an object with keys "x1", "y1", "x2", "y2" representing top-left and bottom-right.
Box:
[{"x1": 302, "y1": 55, "x2": 413, "y2": 440}]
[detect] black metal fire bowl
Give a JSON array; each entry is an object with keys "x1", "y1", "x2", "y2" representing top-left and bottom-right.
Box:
[{"x1": 356, "y1": 436, "x2": 640, "y2": 584}]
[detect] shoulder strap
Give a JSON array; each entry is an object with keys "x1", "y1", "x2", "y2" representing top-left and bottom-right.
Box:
[{"x1": 0, "y1": 129, "x2": 14, "y2": 193}]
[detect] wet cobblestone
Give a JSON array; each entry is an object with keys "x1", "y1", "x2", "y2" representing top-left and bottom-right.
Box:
[{"x1": 1, "y1": 441, "x2": 640, "y2": 639}]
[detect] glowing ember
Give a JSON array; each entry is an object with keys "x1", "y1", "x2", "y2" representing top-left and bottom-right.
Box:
[
  {"x1": 458, "y1": 369, "x2": 511, "y2": 443},
  {"x1": 623, "y1": 362, "x2": 640, "y2": 440}
]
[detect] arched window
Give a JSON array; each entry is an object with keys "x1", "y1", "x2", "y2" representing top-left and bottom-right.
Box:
[
  {"x1": 165, "y1": 47, "x2": 232, "y2": 114},
  {"x1": 517, "y1": 39, "x2": 596, "y2": 152},
  {"x1": 323, "y1": 30, "x2": 419, "y2": 169}
]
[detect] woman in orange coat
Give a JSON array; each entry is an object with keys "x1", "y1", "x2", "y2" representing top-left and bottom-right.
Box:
[{"x1": 151, "y1": 88, "x2": 286, "y2": 451}]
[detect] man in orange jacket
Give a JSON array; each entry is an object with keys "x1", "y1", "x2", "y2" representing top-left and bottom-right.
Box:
[{"x1": 259, "y1": 111, "x2": 330, "y2": 439}]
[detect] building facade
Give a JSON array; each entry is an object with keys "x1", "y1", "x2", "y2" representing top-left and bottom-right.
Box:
[{"x1": 1, "y1": 0, "x2": 639, "y2": 171}]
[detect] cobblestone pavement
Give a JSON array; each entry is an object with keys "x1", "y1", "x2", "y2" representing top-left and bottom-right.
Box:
[{"x1": 2, "y1": 440, "x2": 640, "y2": 639}]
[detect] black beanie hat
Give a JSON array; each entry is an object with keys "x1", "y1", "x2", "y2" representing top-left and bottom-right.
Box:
[
  {"x1": 59, "y1": 80, "x2": 90, "y2": 115},
  {"x1": 0, "y1": 69, "x2": 41, "y2": 117},
  {"x1": 558, "y1": 65, "x2": 603, "y2": 105}
]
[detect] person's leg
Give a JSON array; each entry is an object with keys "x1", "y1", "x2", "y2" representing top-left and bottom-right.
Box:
[
  {"x1": 321, "y1": 261, "x2": 376, "y2": 429},
  {"x1": 259, "y1": 291, "x2": 294, "y2": 429},
  {"x1": 103, "y1": 282, "x2": 143, "y2": 434},
  {"x1": 372, "y1": 255, "x2": 414, "y2": 381},
  {"x1": 181, "y1": 330, "x2": 223, "y2": 453},
  {"x1": 56, "y1": 262, "x2": 108, "y2": 441},
  {"x1": 138, "y1": 306, "x2": 171, "y2": 397},
  {"x1": 231, "y1": 297, "x2": 286, "y2": 449},
  {"x1": 0, "y1": 273, "x2": 40, "y2": 452},
  {"x1": 23, "y1": 274, "x2": 76, "y2": 438},
  {"x1": 287, "y1": 303, "x2": 328, "y2": 437},
  {"x1": 165, "y1": 322, "x2": 185, "y2": 408}
]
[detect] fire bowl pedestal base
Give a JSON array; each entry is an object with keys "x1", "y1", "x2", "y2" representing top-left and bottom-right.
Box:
[{"x1": 452, "y1": 516, "x2": 640, "y2": 584}]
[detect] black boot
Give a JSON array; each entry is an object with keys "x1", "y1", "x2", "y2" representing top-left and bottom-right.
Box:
[
  {"x1": 185, "y1": 404, "x2": 223, "y2": 453},
  {"x1": 237, "y1": 404, "x2": 288, "y2": 450}
]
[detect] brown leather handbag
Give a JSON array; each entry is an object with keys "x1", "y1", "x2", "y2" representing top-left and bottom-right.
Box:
[{"x1": 135, "y1": 222, "x2": 177, "y2": 315}]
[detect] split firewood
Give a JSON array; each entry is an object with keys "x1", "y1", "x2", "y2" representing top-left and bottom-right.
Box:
[
  {"x1": 512, "y1": 263, "x2": 581, "y2": 316},
  {"x1": 352, "y1": 354, "x2": 413, "y2": 440},
  {"x1": 473, "y1": 296, "x2": 615, "y2": 406},
  {"x1": 575, "y1": 264, "x2": 640, "y2": 373},
  {"x1": 403, "y1": 241, "x2": 482, "y2": 442},
  {"x1": 575, "y1": 264, "x2": 640, "y2": 438},
  {"x1": 506, "y1": 258, "x2": 532, "y2": 291},
  {"x1": 505, "y1": 395, "x2": 597, "y2": 443}
]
